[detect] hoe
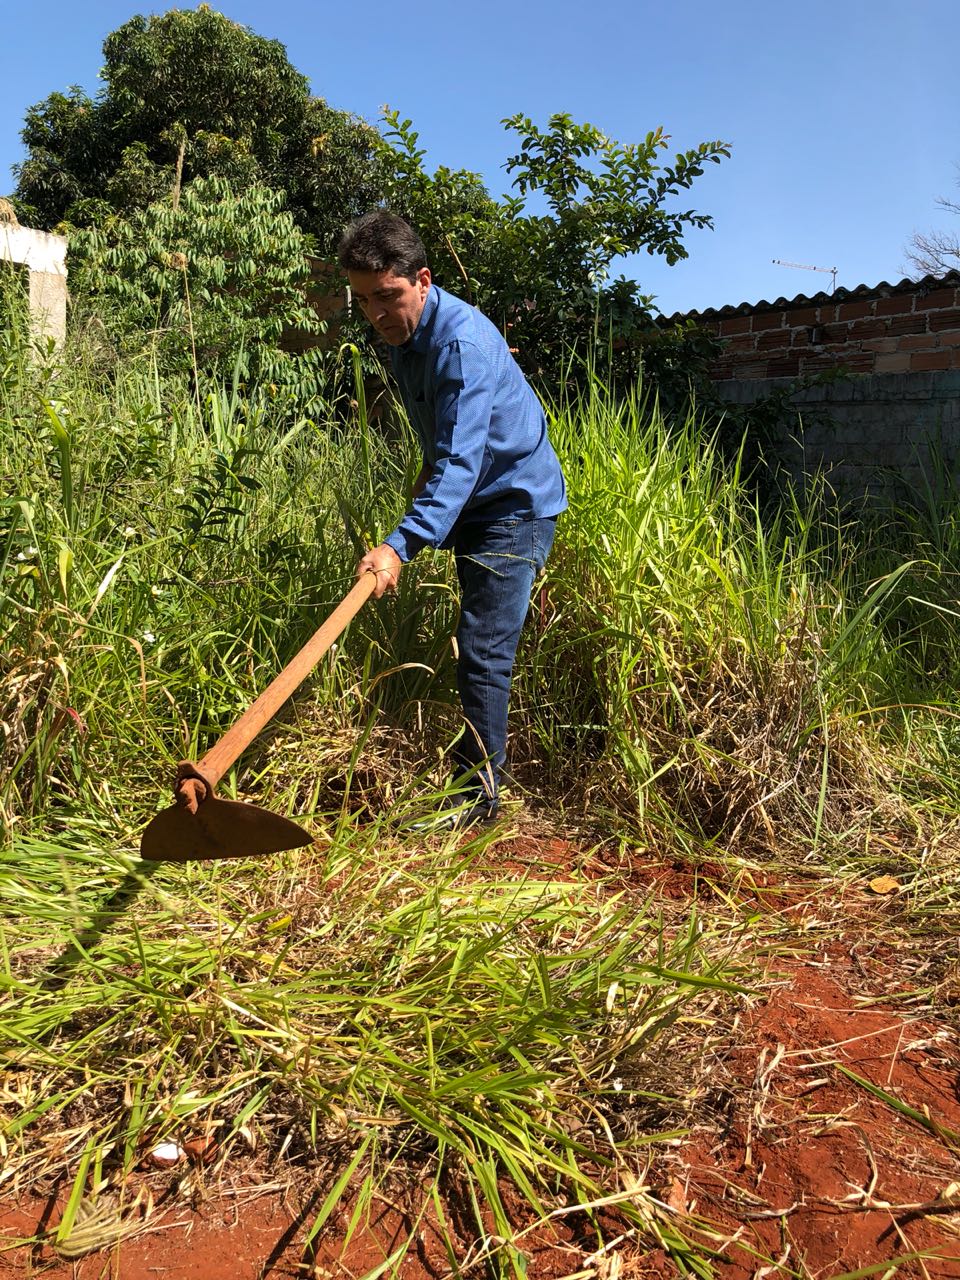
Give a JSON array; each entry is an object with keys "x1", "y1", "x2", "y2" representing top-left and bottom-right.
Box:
[{"x1": 140, "y1": 572, "x2": 378, "y2": 863}]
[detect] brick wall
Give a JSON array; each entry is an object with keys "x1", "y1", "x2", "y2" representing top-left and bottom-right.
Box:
[
  {"x1": 669, "y1": 273, "x2": 960, "y2": 499},
  {"x1": 280, "y1": 257, "x2": 347, "y2": 353},
  {"x1": 683, "y1": 273, "x2": 960, "y2": 382}
]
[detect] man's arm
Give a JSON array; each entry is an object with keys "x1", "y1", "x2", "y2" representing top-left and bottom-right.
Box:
[
  {"x1": 356, "y1": 343, "x2": 493, "y2": 593},
  {"x1": 382, "y1": 342, "x2": 494, "y2": 562},
  {"x1": 354, "y1": 464, "x2": 432, "y2": 599},
  {"x1": 411, "y1": 462, "x2": 431, "y2": 501}
]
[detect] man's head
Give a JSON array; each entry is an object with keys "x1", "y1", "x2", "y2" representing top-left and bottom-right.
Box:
[{"x1": 338, "y1": 211, "x2": 432, "y2": 346}]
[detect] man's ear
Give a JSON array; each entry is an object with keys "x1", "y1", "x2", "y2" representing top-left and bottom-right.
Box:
[{"x1": 418, "y1": 266, "x2": 432, "y2": 295}]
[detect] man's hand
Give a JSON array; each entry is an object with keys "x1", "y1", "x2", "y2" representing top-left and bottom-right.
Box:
[{"x1": 357, "y1": 543, "x2": 403, "y2": 599}]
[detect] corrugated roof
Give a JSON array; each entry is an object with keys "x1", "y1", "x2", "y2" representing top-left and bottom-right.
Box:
[{"x1": 662, "y1": 269, "x2": 960, "y2": 322}]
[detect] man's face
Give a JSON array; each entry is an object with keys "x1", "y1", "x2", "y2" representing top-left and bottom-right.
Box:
[{"x1": 348, "y1": 266, "x2": 432, "y2": 346}]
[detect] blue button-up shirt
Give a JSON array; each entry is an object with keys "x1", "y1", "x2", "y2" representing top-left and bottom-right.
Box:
[{"x1": 383, "y1": 285, "x2": 567, "y2": 562}]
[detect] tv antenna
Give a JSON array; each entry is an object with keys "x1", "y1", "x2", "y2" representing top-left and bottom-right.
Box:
[{"x1": 772, "y1": 259, "x2": 838, "y2": 294}]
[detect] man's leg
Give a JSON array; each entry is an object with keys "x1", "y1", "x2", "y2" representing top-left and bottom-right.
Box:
[{"x1": 452, "y1": 516, "x2": 557, "y2": 812}]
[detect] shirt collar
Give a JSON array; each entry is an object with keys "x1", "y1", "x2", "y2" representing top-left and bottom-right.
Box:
[{"x1": 403, "y1": 284, "x2": 440, "y2": 354}]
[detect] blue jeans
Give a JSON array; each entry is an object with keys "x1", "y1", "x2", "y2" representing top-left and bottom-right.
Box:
[{"x1": 452, "y1": 516, "x2": 557, "y2": 804}]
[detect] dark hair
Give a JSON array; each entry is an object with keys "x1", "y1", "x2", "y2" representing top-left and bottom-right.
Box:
[{"x1": 337, "y1": 210, "x2": 428, "y2": 282}]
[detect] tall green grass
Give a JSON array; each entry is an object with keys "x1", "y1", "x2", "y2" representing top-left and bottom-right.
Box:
[
  {"x1": 512, "y1": 378, "x2": 960, "y2": 859},
  {"x1": 3, "y1": 290, "x2": 745, "y2": 1272},
  {"x1": 4, "y1": 279, "x2": 959, "y2": 850},
  {"x1": 0, "y1": 317, "x2": 460, "y2": 832}
]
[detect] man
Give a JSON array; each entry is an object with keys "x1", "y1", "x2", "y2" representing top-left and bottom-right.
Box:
[{"x1": 337, "y1": 211, "x2": 566, "y2": 828}]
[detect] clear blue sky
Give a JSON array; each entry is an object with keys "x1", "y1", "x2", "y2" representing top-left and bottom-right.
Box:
[{"x1": 3, "y1": 0, "x2": 958, "y2": 316}]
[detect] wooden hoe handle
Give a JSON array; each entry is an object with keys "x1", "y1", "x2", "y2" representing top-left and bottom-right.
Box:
[{"x1": 176, "y1": 572, "x2": 379, "y2": 812}]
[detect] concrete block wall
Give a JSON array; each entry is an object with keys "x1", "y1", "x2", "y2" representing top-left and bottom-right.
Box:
[{"x1": 716, "y1": 370, "x2": 960, "y2": 498}]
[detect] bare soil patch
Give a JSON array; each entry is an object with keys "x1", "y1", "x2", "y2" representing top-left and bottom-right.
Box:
[{"x1": 655, "y1": 949, "x2": 960, "y2": 1277}]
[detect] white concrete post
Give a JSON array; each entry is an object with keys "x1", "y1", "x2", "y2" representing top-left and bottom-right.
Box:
[{"x1": 0, "y1": 222, "x2": 69, "y2": 349}]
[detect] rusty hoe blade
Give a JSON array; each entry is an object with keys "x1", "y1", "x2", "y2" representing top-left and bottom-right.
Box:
[
  {"x1": 140, "y1": 797, "x2": 314, "y2": 863},
  {"x1": 140, "y1": 572, "x2": 379, "y2": 863}
]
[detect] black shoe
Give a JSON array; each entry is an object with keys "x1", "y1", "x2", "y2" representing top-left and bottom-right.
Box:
[{"x1": 410, "y1": 797, "x2": 499, "y2": 834}]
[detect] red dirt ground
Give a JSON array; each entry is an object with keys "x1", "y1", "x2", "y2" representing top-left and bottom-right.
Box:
[{"x1": 3, "y1": 837, "x2": 960, "y2": 1279}]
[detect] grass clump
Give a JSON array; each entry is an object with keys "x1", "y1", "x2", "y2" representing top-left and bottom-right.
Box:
[
  {"x1": 522, "y1": 379, "x2": 960, "y2": 865},
  {"x1": 2, "y1": 823, "x2": 748, "y2": 1274}
]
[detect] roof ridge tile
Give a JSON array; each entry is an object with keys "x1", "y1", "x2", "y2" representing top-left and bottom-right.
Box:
[{"x1": 661, "y1": 270, "x2": 960, "y2": 323}]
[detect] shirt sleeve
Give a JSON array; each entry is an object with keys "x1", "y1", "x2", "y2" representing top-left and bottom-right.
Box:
[{"x1": 384, "y1": 340, "x2": 493, "y2": 562}]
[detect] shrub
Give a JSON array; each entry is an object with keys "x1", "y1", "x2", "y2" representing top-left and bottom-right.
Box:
[{"x1": 70, "y1": 176, "x2": 330, "y2": 401}]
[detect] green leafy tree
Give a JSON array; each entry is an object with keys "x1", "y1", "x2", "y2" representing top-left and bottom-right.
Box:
[
  {"x1": 11, "y1": 87, "x2": 112, "y2": 229},
  {"x1": 375, "y1": 111, "x2": 502, "y2": 303},
  {"x1": 12, "y1": 6, "x2": 385, "y2": 251},
  {"x1": 71, "y1": 175, "x2": 327, "y2": 394},
  {"x1": 376, "y1": 111, "x2": 730, "y2": 385}
]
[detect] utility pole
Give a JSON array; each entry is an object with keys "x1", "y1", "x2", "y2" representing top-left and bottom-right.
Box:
[{"x1": 772, "y1": 259, "x2": 838, "y2": 294}]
